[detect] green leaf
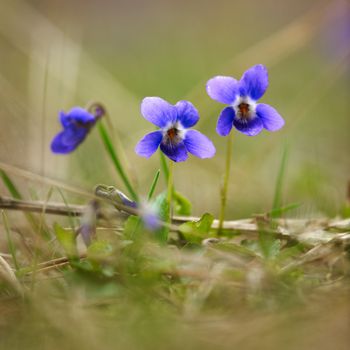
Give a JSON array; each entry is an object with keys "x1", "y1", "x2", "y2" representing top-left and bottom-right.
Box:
[
  {"x1": 173, "y1": 191, "x2": 192, "y2": 216},
  {"x1": 179, "y1": 213, "x2": 214, "y2": 244},
  {"x1": 54, "y1": 223, "x2": 78, "y2": 259},
  {"x1": 123, "y1": 215, "x2": 142, "y2": 240},
  {"x1": 258, "y1": 229, "x2": 281, "y2": 260},
  {"x1": 87, "y1": 240, "x2": 113, "y2": 260}
]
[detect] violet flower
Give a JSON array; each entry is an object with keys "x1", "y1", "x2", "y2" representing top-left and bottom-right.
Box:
[
  {"x1": 117, "y1": 191, "x2": 160, "y2": 231},
  {"x1": 135, "y1": 97, "x2": 216, "y2": 162},
  {"x1": 206, "y1": 64, "x2": 284, "y2": 136},
  {"x1": 51, "y1": 107, "x2": 98, "y2": 154}
]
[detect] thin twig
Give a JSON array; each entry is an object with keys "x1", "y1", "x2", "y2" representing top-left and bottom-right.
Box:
[
  {"x1": 0, "y1": 196, "x2": 86, "y2": 217},
  {"x1": 1, "y1": 196, "x2": 349, "y2": 236}
]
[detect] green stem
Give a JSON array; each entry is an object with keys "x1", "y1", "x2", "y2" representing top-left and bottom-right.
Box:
[
  {"x1": 218, "y1": 132, "x2": 233, "y2": 235},
  {"x1": 160, "y1": 152, "x2": 169, "y2": 181},
  {"x1": 167, "y1": 160, "x2": 174, "y2": 222},
  {"x1": 98, "y1": 123, "x2": 138, "y2": 201}
]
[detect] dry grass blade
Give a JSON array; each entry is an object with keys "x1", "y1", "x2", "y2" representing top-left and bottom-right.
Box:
[
  {"x1": 0, "y1": 255, "x2": 23, "y2": 296},
  {"x1": 2, "y1": 195, "x2": 349, "y2": 247}
]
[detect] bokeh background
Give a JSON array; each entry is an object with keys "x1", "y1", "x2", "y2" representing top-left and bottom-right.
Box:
[{"x1": 0, "y1": 0, "x2": 349, "y2": 218}]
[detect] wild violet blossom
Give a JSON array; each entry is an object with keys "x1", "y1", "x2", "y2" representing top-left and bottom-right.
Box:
[
  {"x1": 135, "y1": 97, "x2": 216, "y2": 162},
  {"x1": 117, "y1": 191, "x2": 160, "y2": 231},
  {"x1": 206, "y1": 64, "x2": 284, "y2": 136},
  {"x1": 51, "y1": 107, "x2": 99, "y2": 154}
]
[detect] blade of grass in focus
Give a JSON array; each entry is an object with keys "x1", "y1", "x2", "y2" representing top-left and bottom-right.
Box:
[
  {"x1": 271, "y1": 145, "x2": 289, "y2": 219},
  {"x1": 268, "y1": 202, "x2": 301, "y2": 217},
  {"x1": 129, "y1": 169, "x2": 161, "y2": 239},
  {"x1": 0, "y1": 170, "x2": 22, "y2": 199},
  {"x1": 147, "y1": 169, "x2": 160, "y2": 201},
  {"x1": 98, "y1": 122, "x2": 138, "y2": 201},
  {"x1": 0, "y1": 169, "x2": 40, "y2": 232}
]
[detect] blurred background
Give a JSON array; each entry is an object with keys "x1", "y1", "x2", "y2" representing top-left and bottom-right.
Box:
[{"x1": 0, "y1": 0, "x2": 349, "y2": 218}]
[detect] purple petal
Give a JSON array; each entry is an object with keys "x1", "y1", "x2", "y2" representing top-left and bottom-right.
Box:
[
  {"x1": 233, "y1": 117, "x2": 263, "y2": 136},
  {"x1": 135, "y1": 131, "x2": 163, "y2": 158},
  {"x1": 175, "y1": 100, "x2": 199, "y2": 128},
  {"x1": 160, "y1": 142, "x2": 188, "y2": 162},
  {"x1": 60, "y1": 107, "x2": 95, "y2": 127},
  {"x1": 59, "y1": 111, "x2": 70, "y2": 128},
  {"x1": 79, "y1": 200, "x2": 99, "y2": 247},
  {"x1": 256, "y1": 103, "x2": 284, "y2": 131},
  {"x1": 184, "y1": 130, "x2": 216, "y2": 159},
  {"x1": 142, "y1": 209, "x2": 160, "y2": 230},
  {"x1": 51, "y1": 127, "x2": 88, "y2": 154},
  {"x1": 141, "y1": 97, "x2": 177, "y2": 128},
  {"x1": 239, "y1": 64, "x2": 269, "y2": 100},
  {"x1": 115, "y1": 190, "x2": 137, "y2": 208},
  {"x1": 206, "y1": 76, "x2": 239, "y2": 104},
  {"x1": 216, "y1": 107, "x2": 235, "y2": 136}
]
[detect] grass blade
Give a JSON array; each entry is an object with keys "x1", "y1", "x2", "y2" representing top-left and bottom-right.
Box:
[
  {"x1": 0, "y1": 169, "x2": 39, "y2": 231},
  {"x1": 147, "y1": 169, "x2": 160, "y2": 201},
  {"x1": 271, "y1": 145, "x2": 289, "y2": 218},
  {"x1": 98, "y1": 122, "x2": 138, "y2": 201},
  {"x1": 0, "y1": 170, "x2": 21, "y2": 199},
  {"x1": 268, "y1": 202, "x2": 301, "y2": 217},
  {"x1": 1, "y1": 211, "x2": 19, "y2": 271}
]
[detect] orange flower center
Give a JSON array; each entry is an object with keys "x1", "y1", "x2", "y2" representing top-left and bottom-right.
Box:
[
  {"x1": 238, "y1": 103, "x2": 250, "y2": 118},
  {"x1": 167, "y1": 128, "x2": 178, "y2": 140}
]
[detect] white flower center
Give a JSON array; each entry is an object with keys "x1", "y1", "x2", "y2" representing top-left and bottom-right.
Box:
[
  {"x1": 161, "y1": 122, "x2": 186, "y2": 145},
  {"x1": 232, "y1": 96, "x2": 257, "y2": 121}
]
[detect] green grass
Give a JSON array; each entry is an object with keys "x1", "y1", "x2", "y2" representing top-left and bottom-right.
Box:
[
  {"x1": 0, "y1": 1, "x2": 349, "y2": 349},
  {"x1": 0, "y1": 188, "x2": 349, "y2": 349}
]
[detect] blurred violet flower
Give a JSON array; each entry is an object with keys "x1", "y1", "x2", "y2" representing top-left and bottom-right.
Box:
[
  {"x1": 51, "y1": 107, "x2": 100, "y2": 154},
  {"x1": 206, "y1": 64, "x2": 284, "y2": 136},
  {"x1": 135, "y1": 97, "x2": 216, "y2": 162},
  {"x1": 138, "y1": 202, "x2": 161, "y2": 231},
  {"x1": 117, "y1": 191, "x2": 160, "y2": 231},
  {"x1": 77, "y1": 200, "x2": 100, "y2": 247}
]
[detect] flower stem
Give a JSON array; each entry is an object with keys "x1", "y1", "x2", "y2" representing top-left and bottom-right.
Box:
[
  {"x1": 218, "y1": 132, "x2": 233, "y2": 235},
  {"x1": 167, "y1": 160, "x2": 174, "y2": 222},
  {"x1": 160, "y1": 152, "x2": 169, "y2": 181}
]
